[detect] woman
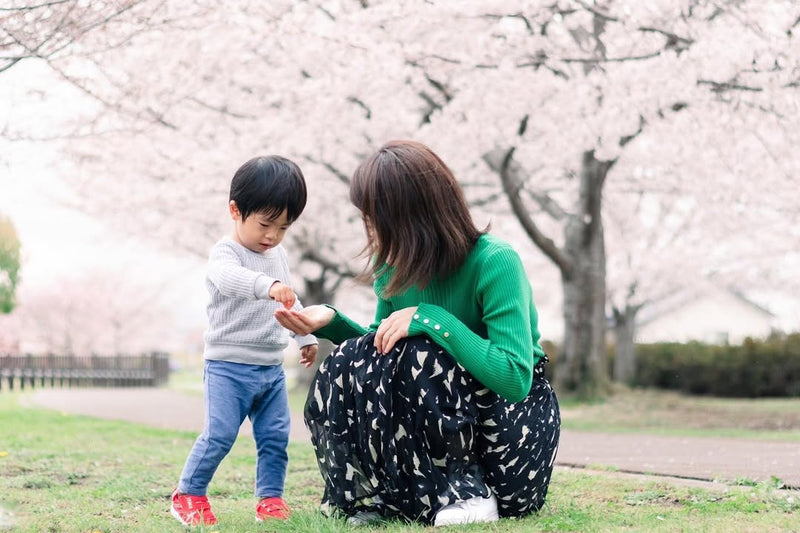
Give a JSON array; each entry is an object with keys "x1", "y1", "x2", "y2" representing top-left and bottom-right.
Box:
[{"x1": 275, "y1": 140, "x2": 560, "y2": 527}]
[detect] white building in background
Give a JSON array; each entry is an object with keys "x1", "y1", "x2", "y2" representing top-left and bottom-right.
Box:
[{"x1": 635, "y1": 281, "x2": 778, "y2": 345}]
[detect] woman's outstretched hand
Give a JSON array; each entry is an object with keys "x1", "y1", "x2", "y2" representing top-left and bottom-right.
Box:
[
  {"x1": 275, "y1": 305, "x2": 335, "y2": 336},
  {"x1": 374, "y1": 306, "x2": 418, "y2": 354}
]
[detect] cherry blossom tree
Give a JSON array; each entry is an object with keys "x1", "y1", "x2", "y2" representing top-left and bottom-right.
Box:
[
  {"x1": 414, "y1": 1, "x2": 800, "y2": 395},
  {"x1": 604, "y1": 104, "x2": 800, "y2": 383},
  {"x1": 6, "y1": 0, "x2": 799, "y2": 396},
  {"x1": 0, "y1": 0, "x2": 203, "y2": 122},
  {"x1": 12, "y1": 268, "x2": 180, "y2": 355}
]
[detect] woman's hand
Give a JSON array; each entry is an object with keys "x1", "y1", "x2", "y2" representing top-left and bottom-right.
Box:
[
  {"x1": 274, "y1": 304, "x2": 335, "y2": 336},
  {"x1": 374, "y1": 306, "x2": 418, "y2": 354}
]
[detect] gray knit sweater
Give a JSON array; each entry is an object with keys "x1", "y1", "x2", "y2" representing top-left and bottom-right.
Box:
[{"x1": 203, "y1": 236, "x2": 316, "y2": 366}]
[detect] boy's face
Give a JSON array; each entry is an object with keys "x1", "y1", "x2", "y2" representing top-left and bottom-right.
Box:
[{"x1": 229, "y1": 202, "x2": 290, "y2": 253}]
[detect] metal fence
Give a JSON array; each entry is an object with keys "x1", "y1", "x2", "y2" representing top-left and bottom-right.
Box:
[{"x1": 0, "y1": 353, "x2": 170, "y2": 391}]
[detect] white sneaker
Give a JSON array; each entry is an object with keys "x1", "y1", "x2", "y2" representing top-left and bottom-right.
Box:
[{"x1": 433, "y1": 492, "x2": 499, "y2": 527}]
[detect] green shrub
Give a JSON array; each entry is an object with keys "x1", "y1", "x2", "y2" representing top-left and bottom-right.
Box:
[
  {"x1": 541, "y1": 339, "x2": 558, "y2": 382},
  {"x1": 634, "y1": 333, "x2": 800, "y2": 397}
]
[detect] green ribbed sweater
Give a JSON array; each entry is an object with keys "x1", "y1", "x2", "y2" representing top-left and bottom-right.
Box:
[{"x1": 314, "y1": 233, "x2": 544, "y2": 402}]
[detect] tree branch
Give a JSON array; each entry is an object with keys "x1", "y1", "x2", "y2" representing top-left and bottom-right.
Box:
[
  {"x1": 186, "y1": 96, "x2": 257, "y2": 120},
  {"x1": 0, "y1": 0, "x2": 69, "y2": 12},
  {"x1": 0, "y1": 57, "x2": 21, "y2": 73},
  {"x1": 315, "y1": 4, "x2": 335, "y2": 21},
  {"x1": 302, "y1": 155, "x2": 351, "y2": 186},
  {"x1": 483, "y1": 146, "x2": 572, "y2": 276},
  {"x1": 619, "y1": 114, "x2": 646, "y2": 147},
  {"x1": 406, "y1": 55, "x2": 461, "y2": 67},
  {"x1": 347, "y1": 96, "x2": 371, "y2": 118},
  {"x1": 638, "y1": 26, "x2": 694, "y2": 53},
  {"x1": 299, "y1": 246, "x2": 357, "y2": 280},
  {"x1": 515, "y1": 50, "x2": 570, "y2": 79},
  {"x1": 418, "y1": 91, "x2": 438, "y2": 124},
  {"x1": 560, "y1": 50, "x2": 663, "y2": 64},
  {"x1": 466, "y1": 192, "x2": 503, "y2": 208},
  {"x1": 424, "y1": 73, "x2": 453, "y2": 102},
  {"x1": 697, "y1": 79, "x2": 763, "y2": 93},
  {"x1": 479, "y1": 12, "x2": 536, "y2": 35},
  {"x1": 575, "y1": 0, "x2": 619, "y2": 23}
]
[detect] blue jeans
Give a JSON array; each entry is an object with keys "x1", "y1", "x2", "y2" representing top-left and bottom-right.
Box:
[{"x1": 178, "y1": 360, "x2": 290, "y2": 498}]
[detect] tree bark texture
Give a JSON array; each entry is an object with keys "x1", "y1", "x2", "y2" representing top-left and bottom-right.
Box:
[
  {"x1": 555, "y1": 150, "x2": 611, "y2": 398},
  {"x1": 612, "y1": 305, "x2": 639, "y2": 384}
]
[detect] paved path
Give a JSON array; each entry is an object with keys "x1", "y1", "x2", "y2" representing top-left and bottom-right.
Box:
[{"x1": 23, "y1": 388, "x2": 800, "y2": 489}]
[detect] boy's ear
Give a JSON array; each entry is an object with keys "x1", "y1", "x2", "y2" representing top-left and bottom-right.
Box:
[{"x1": 229, "y1": 200, "x2": 240, "y2": 220}]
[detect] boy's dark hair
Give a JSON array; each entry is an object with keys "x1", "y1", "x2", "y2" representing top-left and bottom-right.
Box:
[
  {"x1": 350, "y1": 140, "x2": 483, "y2": 296},
  {"x1": 229, "y1": 156, "x2": 307, "y2": 222}
]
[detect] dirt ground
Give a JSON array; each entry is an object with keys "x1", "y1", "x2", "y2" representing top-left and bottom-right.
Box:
[{"x1": 21, "y1": 387, "x2": 800, "y2": 490}]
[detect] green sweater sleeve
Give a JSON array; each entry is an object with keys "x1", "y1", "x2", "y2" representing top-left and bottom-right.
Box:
[
  {"x1": 312, "y1": 306, "x2": 368, "y2": 344},
  {"x1": 312, "y1": 293, "x2": 395, "y2": 344},
  {"x1": 407, "y1": 247, "x2": 534, "y2": 402}
]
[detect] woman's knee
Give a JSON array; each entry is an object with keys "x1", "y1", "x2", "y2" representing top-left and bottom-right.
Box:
[{"x1": 391, "y1": 336, "x2": 457, "y2": 375}]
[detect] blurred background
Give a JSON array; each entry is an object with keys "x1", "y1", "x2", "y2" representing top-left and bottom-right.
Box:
[{"x1": 1, "y1": 0, "x2": 798, "y2": 398}]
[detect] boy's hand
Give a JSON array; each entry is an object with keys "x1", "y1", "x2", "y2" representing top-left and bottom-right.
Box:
[
  {"x1": 299, "y1": 344, "x2": 318, "y2": 368},
  {"x1": 269, "y1": 281, "x2": 296, "y2": 309}
]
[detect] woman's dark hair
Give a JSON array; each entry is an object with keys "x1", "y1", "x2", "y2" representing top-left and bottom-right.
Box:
[
  {"x1": 350, "y1": 140, "x2": 483, "y2": 296},
  {"x1": 229, "y1": 155, "x2": 307, "y2": 222}
]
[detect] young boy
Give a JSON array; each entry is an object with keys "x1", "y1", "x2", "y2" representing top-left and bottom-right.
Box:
[{"x1": 171, "y1": 155, "x2": 318, "y2": 526}]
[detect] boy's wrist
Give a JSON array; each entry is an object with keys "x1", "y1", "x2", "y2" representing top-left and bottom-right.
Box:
[
  {"x1": 296, "y1": 334, "x2": 317, "y2": 347},
  {"x1": 254, "y1": 275, "x2": 277, "y2": 299}
]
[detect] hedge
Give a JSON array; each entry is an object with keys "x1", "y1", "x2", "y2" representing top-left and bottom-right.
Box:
[{"x1": 633, "y1": 333, "x2": 800, "y2": 397}]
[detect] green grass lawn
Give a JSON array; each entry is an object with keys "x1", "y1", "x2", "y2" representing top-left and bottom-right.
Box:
[{"x1": 1, "y1": 391, "x2": 799, "y2": 532}]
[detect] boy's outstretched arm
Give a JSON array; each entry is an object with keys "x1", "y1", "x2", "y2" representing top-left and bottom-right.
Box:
[{"x1": 209, "y1": 244, "x2": 282, "y2": 300}]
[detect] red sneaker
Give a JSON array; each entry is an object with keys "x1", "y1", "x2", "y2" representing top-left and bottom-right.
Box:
[
  {"x1": 255, "y1": 497, "x2": 291, "y2": 521},
  {"x1": 170, "y1": 488, "x2": 218, "y2": 526}
]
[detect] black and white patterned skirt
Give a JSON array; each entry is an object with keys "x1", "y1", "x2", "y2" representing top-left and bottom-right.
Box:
[{"x1": 304, "y1": 333, "x2": 560, "y2": 524}]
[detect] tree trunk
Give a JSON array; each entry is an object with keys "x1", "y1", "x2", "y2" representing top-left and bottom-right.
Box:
[
  {"x1": 484, "y1": 146, "x2": 614, "y2": 398},
  {"x1": 612, "y1": 305, "x2": 639, "y2": 385},
  {"x1": 554, "y1": 150, "x2": 611, "y2": 398}
]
